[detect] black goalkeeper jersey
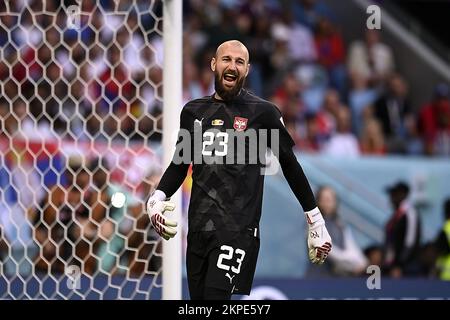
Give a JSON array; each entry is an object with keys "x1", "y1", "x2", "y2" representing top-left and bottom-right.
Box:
[{"x1": 157, "y1": 89, "x2": 316, "y2": 233}]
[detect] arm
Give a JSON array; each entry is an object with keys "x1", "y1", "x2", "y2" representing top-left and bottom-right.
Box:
[
  {"x1": 155, "y1": 161, "x2": 190, "y2": 200},
  {"x1": 264, "y1": 104, "x2": 332, "y2": 264},
  {"x1": 146, "y1": 107, "x2": 192, "y2": 240},
  {"x1": 154, "y1": 106, "x2": 192, "y2": 199},
  {"x1": 278, "y1": 148, "x2": 316, "y2": 212}
]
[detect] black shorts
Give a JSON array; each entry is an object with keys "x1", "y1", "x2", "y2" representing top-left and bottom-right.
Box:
[{"x1": 186, "y1": 228, "x2": 260, "y2": 298}]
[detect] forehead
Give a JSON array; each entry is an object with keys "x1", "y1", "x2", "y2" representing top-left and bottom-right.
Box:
[
  {"x1": 216, "y1": 44, "x2": 249, "y2": 62},
  {"x1": 321, "y1": 188, "x2": 335, "y2": 198}
]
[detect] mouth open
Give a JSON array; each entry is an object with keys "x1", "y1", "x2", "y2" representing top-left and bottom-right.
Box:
[{"x1": 223, "y1": 73, "x2": 238, "y2": 87}]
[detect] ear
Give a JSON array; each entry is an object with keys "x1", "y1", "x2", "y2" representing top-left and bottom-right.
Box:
[
  {"x1": 211, "y1": 57, "x2": 216, "y2": 72},
  {"x1": 245, "y1": 63, "x2": 250, "y2": 78}
]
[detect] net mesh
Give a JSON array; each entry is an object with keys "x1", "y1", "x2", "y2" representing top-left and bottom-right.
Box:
[{"x1": 0, "y1": 0, "x2": 166, "y2": 299}]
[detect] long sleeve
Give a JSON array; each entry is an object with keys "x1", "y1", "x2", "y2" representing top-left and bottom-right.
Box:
[
  {"x1": 156, "y1": 107, "x2": 192, "y2": 198},
  {"x1": 157, "y1": 162, "x2": 190, "y2": 198},
  {"x1": 278, "y1": 146, "x2": 317, "y2": 211},
  {"x1": 263, "y1": 104, "x2": 317, "y2": 212}
]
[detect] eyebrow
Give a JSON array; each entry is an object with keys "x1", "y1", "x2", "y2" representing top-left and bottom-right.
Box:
[{"x1": 220, "y1": 55, "x2": 246, "y2": 63}]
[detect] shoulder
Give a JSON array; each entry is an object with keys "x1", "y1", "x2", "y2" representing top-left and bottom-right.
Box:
[
  {"x1": 183, "y1": 96, "x2": 212, "y2": 112},
  {"x1": 241, "y1": 90, "x2": 281, "y2": 115},
  {"x1": 180, "y1": 96, "x2": 212, "y2": 120}
]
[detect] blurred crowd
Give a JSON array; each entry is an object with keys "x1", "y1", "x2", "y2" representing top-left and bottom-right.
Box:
[
  {"x1": 306, "y1": 183, "x2": 450, "y2": 281},
  {"x1": 0, "y1": 0, "x2": 449, "y2": 156},
  {"x1": 0, "y1": 154, "x2": 163, "y2": 277},
  {"x1": 0, "y1": 0, "x2": 450, "y2": 280}
]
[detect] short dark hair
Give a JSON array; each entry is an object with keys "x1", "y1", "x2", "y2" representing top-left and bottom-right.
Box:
[{"x1": 385, "y1": 181, "x2": 410, "y2": 196}]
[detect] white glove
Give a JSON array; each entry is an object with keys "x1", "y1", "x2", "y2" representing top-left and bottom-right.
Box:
[
  {"x1": 305, "y1": 207, "x2": 332, "y2": 264},
  {"x1": 146, "y1": 190, "x2": 177, "y2": 241}
]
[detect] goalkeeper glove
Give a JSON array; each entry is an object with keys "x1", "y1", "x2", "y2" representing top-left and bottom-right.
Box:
[
  {"x1": 305, "y1": 207, "x2": 332, "y2": 264},
  {"x1": 146, "y1": 190, "x2": 177, "y2": 241}
]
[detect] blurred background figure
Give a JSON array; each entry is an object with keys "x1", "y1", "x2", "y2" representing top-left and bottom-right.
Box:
[
  {"x1": 373, "y1": 74, "x2": 414, "y2": 154},
  {"x1": 347, "y1": 29, "x2": 395, "y2": 87},
  {"x1": 322, "y1": 107, "x2": 360, "y2": 157},
  {"x1": 306, "y1": 186, "x2": 368, "y2": 277},
  {"x1": 418, "y1": 83, "x2": 450, "y2": 157},
  {"x1": 127, "y1": 170, "x2": 163, "y2": 276},
  {"x1": 364, "y1": 245, "x2": 384, "y2": 269},
  {"x1": 435, "y1": 198, "x2": 450, "y2": 280},
  {"x1": 29, "y1": 156, "x2": 90, "y2": 273},
  {"x1": 85, "y1": 157, "x2": 142, "y2": 275},
  {"x1": 383, "y1": 181, "x2": 421, "y2": 278}
]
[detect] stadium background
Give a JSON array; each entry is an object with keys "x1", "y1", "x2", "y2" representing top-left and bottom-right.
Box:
[{"x1": 0, "y1": 0, "x2": 450, "y2": 299}]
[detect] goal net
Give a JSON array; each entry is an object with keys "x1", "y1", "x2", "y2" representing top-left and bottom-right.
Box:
[{"x1": 0, "y1": 0, "x2": 181, "y2": 299}]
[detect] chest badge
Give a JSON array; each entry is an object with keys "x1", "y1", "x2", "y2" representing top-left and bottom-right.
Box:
[
  {"x1": 211, "y1": 119, "x2": 224, "y2": 126},
  {"x1": 233, "y1": 116, "x2": 248, "y2": 132}
]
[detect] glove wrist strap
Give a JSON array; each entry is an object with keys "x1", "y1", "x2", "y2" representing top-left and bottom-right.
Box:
[
  {"x1": 305, "y1": 207, "x2": 324, "y2": 225},
  {"x1": 152, "y1": 190, "x2": 167, "y2": 201}
]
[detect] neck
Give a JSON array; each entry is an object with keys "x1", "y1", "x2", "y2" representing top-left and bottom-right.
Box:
[{"x1": 214, "y1": 92, "x2": 224, "y2": 100}]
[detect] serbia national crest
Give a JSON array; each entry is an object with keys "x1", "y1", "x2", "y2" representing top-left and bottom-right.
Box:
[{"x1": 233, "y1": 116, "x2": 248, "y2": 132}]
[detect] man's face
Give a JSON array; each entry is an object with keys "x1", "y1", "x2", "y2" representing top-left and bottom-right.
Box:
[{"x1": 211, "y1": 43, "x2": 250, "y2": 101}]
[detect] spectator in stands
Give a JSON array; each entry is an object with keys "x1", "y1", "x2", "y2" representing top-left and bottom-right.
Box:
[
  {"x1": 364, "y1": 245, "x2": 383, "y2": 269},
  {"x1": 373, "y1": 74, "x2": 413, "y2": 154},
  {"x1": 270, "y1": 73, "x2": 304, "y2": 128},
  {"x1": 314, "y1": 14, "x2": 347, "y2": 97},
  {"x1": 277, "y1": 11, "x2": 317, "y2": 64},
  {"x1": 306, "y1": 186, "x2": 368, "y2": 277},
  {"x1": 127, "y1": 170, "x2": 162, "y2": 276},
  {"x1": 322, "y1": 107, "x2": 360, "y2": 157},
  {"x1": 315, "y1": 89, "x2": 343, "y2": 139},
  {"x1": 359, "y1": 117, "x2": 386, "y2": 155},
  {"x1": 348, "y1": 72, "x2": 379, "y2": 136},
  {"x1": 30, "y1": 157, "x2": 91, "y2": 273},
  {"x1": 383, "y1": 181, "x2": 421, "y2": 277},
  {"x1": 418, "y1": 83, "x2": 450, "y2": 156},
  {"x1": 296, "y1": 113, "x2": 322, "y2": 152},
  {"x1": 348, "y1": 29, "x2": 395, "y2": 86},
  {"x1": 88, "y1": 157, "x2": 142, "y2": 275},
  {"x1": 434, "y1": 198, "x2": 450, "y2": 280},
  {"x1": 291, "y1": 0, "x2": 334, "y2": 30}
]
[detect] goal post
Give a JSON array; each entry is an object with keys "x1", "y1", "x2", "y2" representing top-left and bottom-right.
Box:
[{"x1": 162, "y1": 0, "x2": 183, "y2": 300}]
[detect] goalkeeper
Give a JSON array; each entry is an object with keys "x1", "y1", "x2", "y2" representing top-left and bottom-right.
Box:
[{"x1": 147, "y1": 40, "x2": 332, "y2": 300}]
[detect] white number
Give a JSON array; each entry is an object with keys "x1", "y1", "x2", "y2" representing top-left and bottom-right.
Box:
[
  {"x1": 202, "y1": 131, "x2": 215, "y2": 156},
  {"x1": 231, "y1": 248, "x2": 246, "y2": 274},
  {"x1": 202, "y1": 131, "x2": 228, "y2": 156},
  {"x1": 216, "y1": 245, "x2": 246, "y2": 274},
  {"x1": 215, "y1": 132, "x2": 228, "y2": 156}
]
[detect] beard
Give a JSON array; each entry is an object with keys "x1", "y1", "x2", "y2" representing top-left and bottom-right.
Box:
[{"x1": 214, "y1": 70, "x2": 246, "y2": 101}]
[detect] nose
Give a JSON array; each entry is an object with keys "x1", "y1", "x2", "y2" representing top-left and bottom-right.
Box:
[{"x1": 228, "y1": 60, "x2": 237, "y2": 71}]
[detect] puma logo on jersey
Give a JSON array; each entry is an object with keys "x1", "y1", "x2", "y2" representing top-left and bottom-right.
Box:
[
  {"x1": 225, "y1": 272, "x2": 235, "y2": 284},
  {"x1": 194, "y1": 118, "x2": 204, "y2": 126}
]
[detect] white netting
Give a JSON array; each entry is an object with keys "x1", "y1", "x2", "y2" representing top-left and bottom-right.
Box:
[{"x1": 0, "y1": 0, "x2": 167, "y2": 299}]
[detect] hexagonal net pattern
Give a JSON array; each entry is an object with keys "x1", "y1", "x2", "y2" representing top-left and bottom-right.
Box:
[{"x1": 0, "y1": 0, "x2": 167, "y2": 299}]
